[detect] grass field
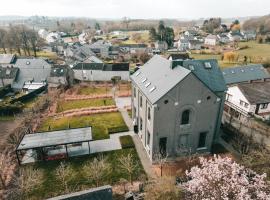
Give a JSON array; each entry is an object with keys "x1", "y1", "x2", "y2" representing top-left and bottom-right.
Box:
[
  {"x1": 0, "y1": 115, "x2": 15, "y2": 121},
  {"x1": 191, "y1": 41, "x2": 270, "y2": 68},
  {"x1": 56, "y1": 98, "x2": 115, "y2": 113},
  {"x1": 38, "y1": 112, "x2": 128, "y2": 140},
  {"x1": 25, "y1": 148, "x2": 145, "y2": 200},
  {"x1": 0, "y1": 49, "x2": 58, "y2": 60},
  {"x1": 77, "y1": 87, "x2": 111, "y2": 95}
]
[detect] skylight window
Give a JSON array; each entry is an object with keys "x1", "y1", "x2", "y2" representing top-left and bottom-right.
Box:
[
  {"x1": 145, "y1": 82, "x2": 151, "y2": 88},
  {"x1": 135, "y1": 71, "x2": 141, "y2": 76},
  {"x1": 204, "y1": 62, "x2": 212, "y2": 69},
  {"x1": 149, "y1": 86, "x2": 156, "y2": 93},
  {"x1": 142, "y1": 78, "x2": 147, "y2": 83}
]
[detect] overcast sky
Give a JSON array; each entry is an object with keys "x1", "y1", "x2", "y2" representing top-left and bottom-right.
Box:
[{"x1": 0, "y1": 0, "x2": 269, "y2": 19}]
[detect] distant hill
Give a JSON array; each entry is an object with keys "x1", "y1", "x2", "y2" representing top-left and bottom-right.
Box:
[{"x1": 242, "y1": 14, "x2": 270, "y2": 33}]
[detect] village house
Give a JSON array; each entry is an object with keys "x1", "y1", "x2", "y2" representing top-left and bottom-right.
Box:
[
  {"x1": 242, "y1": 30, "x2": 257, "y2": 41},
  {"x1": 225, "y1": 82, "x2": 270, "y2": 121},
  {"x1": 188, "y1": 40, "x2": 203, "y2": 50},
  {"x1": 89, "y1": 40, "x2": 112, "y2": 58},
  {"x1": 48, "y1": 65, "x2": 74, "y2": 89},
  {"x1": 72, "y1": 62, "x2": 129, "y2": 81},
  {"x1": 227, "y1": 31, "x2": 244, "y2": 42},
  {"x1": 154, "y1": 41, "x2": 168, "y2": 52},
  {"x1": 64, "y1": 43, "x2": 96, "y2": 62},
  {"x1": 0, "y1": 66, "x2": 19, "y2": 87},
  {"x1": 204, "y1": 34, "x2": 218, "y2": 46},
  {"x1": 12, "y1": 58, "x2": 52, "y2": 91},
  {"x1": 119, "y1": 44, "x2": 148, "y2": 54},
  {"x1": 222, "y1": 64, "x2": 270, "y2": 121},
  {"x1": 217, "y1": 34, "x2": 230, "y2": 44},
  {"x1": 167, "y1": 53, "x2": 190, "y2": 61},
  {"x1": 177, "y1": 39, "x2": 189, "y2": 51},
  {"x1": 130, "y1": 55, "x2": 226, "y2": 162}
]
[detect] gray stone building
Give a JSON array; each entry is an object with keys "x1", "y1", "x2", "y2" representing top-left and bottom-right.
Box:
[
  {"x1": 48, "y1": 64, "x2": 74, "y2": 89},
  {"x1": 130, "y1": 55, "x2": 226, "y2": 162}
]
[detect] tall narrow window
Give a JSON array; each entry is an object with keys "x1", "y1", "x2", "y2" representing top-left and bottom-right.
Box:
[
  {"x1": 133, "y1": 87, "x2": 136, "y2": 97},
  {"x1": 198, "y1": 132, "x2": 207, "y2": 148},
  {"x1": 140, "y1": 118, "x2": 143, "y2": 131},
  {"x1": 181, "y1": 110, "x2": 190, "y2": 125},
  {"x1": 147, "y1": 131, "x2": 150, "y2": 146},
  {"x1": 147, "y1": 107, "x2": 151, "y2": 120},
  {"x1": 140, "y1": 96, "x2": 142, "y2": 107}
]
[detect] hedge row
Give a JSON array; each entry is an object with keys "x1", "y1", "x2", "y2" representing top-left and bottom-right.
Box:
[{"x1": 119, "y1": 135, "x2": 135, "y2": 149}]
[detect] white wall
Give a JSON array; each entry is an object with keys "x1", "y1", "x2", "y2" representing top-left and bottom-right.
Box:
[{"x1": 73, "y1": 69, "x2": 129, "y2": 81}]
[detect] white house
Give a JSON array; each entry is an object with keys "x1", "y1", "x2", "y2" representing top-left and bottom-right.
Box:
[
  {"x1": 204, "y1": 35, "x2": 218, "y2": 46},
  {"x1": 225, "y1": 82, "x2": 270, "y2": 121},
  {"x1": 177, "y1": 39, "x2": 189, "y2": 51}
]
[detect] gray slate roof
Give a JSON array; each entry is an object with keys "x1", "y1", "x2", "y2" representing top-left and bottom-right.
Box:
[
  {"x1": 238, "y1": 82, "x2": 270, "y2": 104},
  {"x1": 12, "y1": 58, "x2": 52, "y2": 89},
  {"x1": 73, "y1": 63, "x2": 129, "y2": 71},
  {"x1": 222, "y1": 64, "x2": 270, "y2": 85},
  {"x1": 131, "y1": 55, "x2": 226, "y2": 104},
  {"x1": 0, "y1": 54, "x2": 16, "y2": 64},
  {"x1": 130, "y1": 55, "x2": 191, "y2": 104},
  {"x1": 182, "y1": 59, "x2": 227, "y2": 92}
]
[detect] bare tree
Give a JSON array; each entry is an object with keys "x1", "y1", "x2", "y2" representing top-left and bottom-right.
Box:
[
  {"x1": 0, "y1": 150, "x2": 15, "y2": 190},
  {"x1": 118, "y1": 153, "x2": 138, "y2": 185},
  {"x1": 83, "y1": 155, "x2": 111, "y2": 187},
  {"x1": 11, "y1": 166, "x2": 43, "y2": 199},
  {"x1": 0, "y1": 28, "x2": 8, "y2": 53},
  {"x1": 153, "y1": 152, "x2": 168, "y2": 177},
  {"x1": 55, "y1": 162, "x2": 73, "y2": 193}
]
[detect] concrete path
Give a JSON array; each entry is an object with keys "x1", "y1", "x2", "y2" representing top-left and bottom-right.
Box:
[
  {"x1": 90, "y1": 131, "x2": 134, "y2": 154},
  {"x1": 132, "y1": 135, "x2": 156, "y2": 178},
  {"x1": 115, "y1": 97, "x2": 131, "y2": 109}
]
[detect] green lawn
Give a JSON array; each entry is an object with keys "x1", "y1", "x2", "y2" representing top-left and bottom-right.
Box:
[
  {"x1": 38, "y1": 112, "x2": 128, "y2": 140},
  {"x1": 56, "y1": 98, "x2": 115, "y2": 113},
  {"x1": 77, "y1": 87, "x2": 111, "y2": 95},
  {"x1": 191, "y1": 41, "x2": 270, "y2": 68},
  {"x1": 237, "y1": 41, "x2": 270, "y2": 60},
  {"x1": 25, "y1": 148, "x2": 145, "y2": 200}
]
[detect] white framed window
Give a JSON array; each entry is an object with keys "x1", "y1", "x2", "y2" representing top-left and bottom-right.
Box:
[
  {"x1": 147, "y1": 106, "x2": 151, "y2": 121},
  {"x1": 140, "y1": 96, "x2": 142, "y2": 108},
  {"x1": 261, "y1": 103, "x2": 268, "y2": 109}
]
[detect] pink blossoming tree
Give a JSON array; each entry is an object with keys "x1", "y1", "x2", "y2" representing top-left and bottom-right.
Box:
[{"x1": 182, "y1": 155, "x2": 270, "y2": 200}]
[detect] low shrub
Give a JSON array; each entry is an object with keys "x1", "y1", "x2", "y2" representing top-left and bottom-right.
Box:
[
  {"x1": 120, "y1": 135, "x2": 135, "y2": 149},
  {"x1": 108, "y1": 125, "x2": 129, "y2": 134}
]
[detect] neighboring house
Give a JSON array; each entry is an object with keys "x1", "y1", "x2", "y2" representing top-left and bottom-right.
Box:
[
  {"x1": 119, "y1": 44, "x2": 148, "y2": 54},
  {"x1": 0, "y1": 66, "x2": 19, "y2": 87},
  {"x1": 89, "y1": 40, "x2": 112, "y2": 58},
  {"x1": 46, "y1": 32, "x2": 61, "y2": 43},
  {"x1": 155, "y1": 41, "x2": 168, "y2": 52},
  {"x1": 130, "y1": 55, "x2": 226, "y2": 162},
  {"x1": 204, "y1": 35, "x2": 218, "y2": 46},
  {"x1": 225, "y1": 82, "x2": 270, "y2": 121},
  {"x1": 217, "y1": 34, "x2": 230, "y2": 44},
  {"x1": 177, "y1": 39, "x2": 189, "y2": 51},
  {"x1": 184, "y1": 29, "x2": 198, "y2": 37},
  {"x1": 12, "y1": 58, "x2": 52, "y2": 90},
  {"x1": 48, "y1": 65, "x2": 74, "y2": 89},
  {"x1": 72, "y1": 62, "x2": 129, "y2": 81},
  {"x1": 188, "y1": 40, "x2": 203, "y2": 50},
  {"x1": 64, "y1": 44, "x2": 96, "y2": 62},
  {"x1": 242, "y1": 30, "x2": 256, "y2": 41},
  {"x1": 228, "y1": 31, "x2": 244, "y2": 42},
  {"x1": 0, "y1": 54, "x2": 16, "y2": 67},
  {"x1": 167, "y1": 53, "x2": 190, "y2": 61},
  {"x1": 222, "y1": 64, "x2": 270, "y2": 85}
]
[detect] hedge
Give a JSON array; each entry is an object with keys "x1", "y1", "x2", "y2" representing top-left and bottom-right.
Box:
[
  {"x1": 119, "y1": 135, "x2": 135, "y2": 149},
  {"x1": 107, "y1": 125, "x2": 129, "y2": 134}
]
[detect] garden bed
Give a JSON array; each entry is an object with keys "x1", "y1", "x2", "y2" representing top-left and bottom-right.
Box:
[
  {"x1": 119, "y1": 135, "x2": 135, "y2": 149},
  {"x1": 23, "y1": 148, "x2": 145, "y2": 200}
]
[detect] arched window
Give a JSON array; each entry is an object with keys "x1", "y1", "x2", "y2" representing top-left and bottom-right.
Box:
[{"x1": 181, "y1": 110, "x2": 190, "y2": 125}]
